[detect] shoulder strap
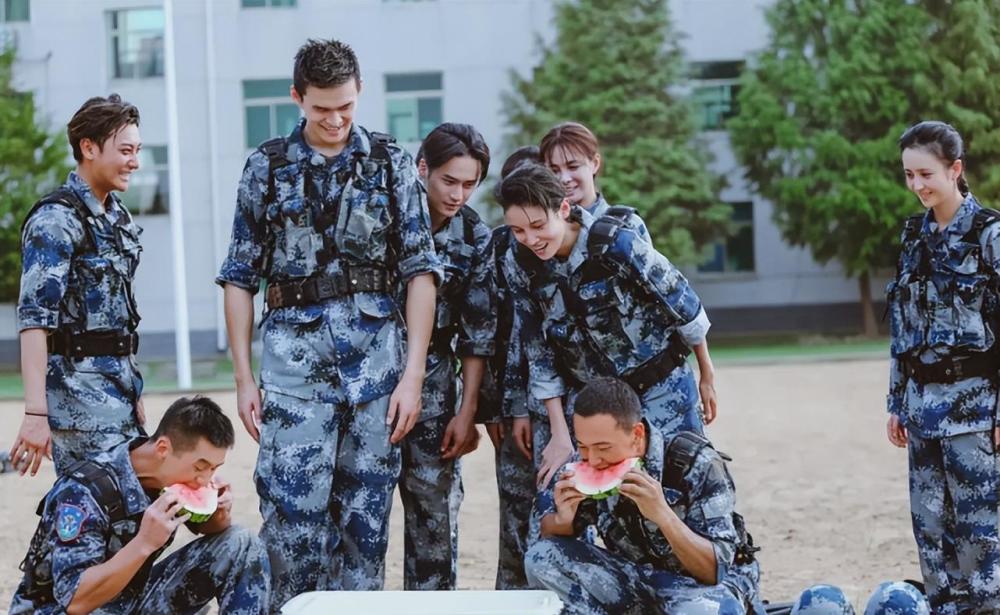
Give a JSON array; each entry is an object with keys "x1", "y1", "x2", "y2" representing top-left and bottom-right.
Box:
[
  {"x1": 661, "y1": 431, "x2": 712, "y2": 493},
  {"x1": 460, "y1": 206, "x2": 480, "y2": 246},
  {"x1": 901, "y1": 214, "x2": 924, "y2": 244},
  {"x1": 587, "y1": 205, "x2": 637, "y2": 258},
  {"x1": 63, "y1": 459, "x2": 128, "y2": 524},
  {"x1": 22, "y1": 188, "x2": 97, "y2": 253},
  {"x1": 258, "y1": 136, "x2": 294, "y2": 207},
  {"x1": 961, "y1": 208, "x2": 1000, "y2": 245}
]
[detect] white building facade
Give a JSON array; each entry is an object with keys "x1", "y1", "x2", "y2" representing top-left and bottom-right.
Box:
[{"x1": 1, "y1": 0, "x2": 882, "y2": 360}]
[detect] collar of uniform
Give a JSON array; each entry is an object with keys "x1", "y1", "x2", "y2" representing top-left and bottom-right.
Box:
[
  {"x1": 434, "y1": 208, "x2": 466, "y2": 244},
  {"x1": 565, "y1": 205, "x2": 594, "y2": 273},
  {"x1": 642, "y1": 419, "x2": 666, "y2": 483},
  {"x1": 92, "y1": 437, "x2": 153, "y2": 517},
  {"x1": 289, "y1": 118, "x2": 364, "y2": 168},
  {"x1": 66, "y1": 171, "x2": 113, "y2": 217},
  {"x1": 924, "y1": 192, "x2": 978, "y2": 237},
  {"x1": 583, "y1": 193, "x2": 608, "y2": 216}
]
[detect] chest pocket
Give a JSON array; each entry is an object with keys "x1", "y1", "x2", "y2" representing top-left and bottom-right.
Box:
[
  {"x1": 943, "y1": 245, "x2": 993, "y2": 350},
  {"x1": 73, "y1": 219, "x2": 142, "y2": 332},
  {"x1": 337, "y1": 168, "x2": 392, "y2": 262}
]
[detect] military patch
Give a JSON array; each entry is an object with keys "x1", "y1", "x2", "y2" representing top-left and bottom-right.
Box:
[{"x1": 56, "y1": 503, "x2": 88, "y2": 542}]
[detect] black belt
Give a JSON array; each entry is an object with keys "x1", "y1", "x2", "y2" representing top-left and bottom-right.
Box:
[
  {"x1": 622, "y1": 333, "x2": 692, "y2": 394},
  {"x1": 266, "y1": 268, "x2": 389, "y2": 309},
  {"x1": 47, "y1": 331, "x2": 138, "y2": 358},
  {"x1": 902, "y1": 352, "x2": 1000, "y2": 385}
]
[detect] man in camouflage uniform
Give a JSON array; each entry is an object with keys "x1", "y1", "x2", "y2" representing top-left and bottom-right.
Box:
[
  {"x1": 399, "y1": 123, "x2": 495, "y2": 590},
  {"x1": 217, "y1": 39, "x2": 440, "y2": 607},
  {"x1": 11, "y1": 94, "x2": 145, "y2": 478},
  {"x1": 886, "y1": 188, "x2": 1000, "y2": 614},
  {"x1": 525, "y1": 377, "x2": 761, "y2": 614},
  {"x1": 9, "y1": 396, "x2": 269, "y2": 614}
]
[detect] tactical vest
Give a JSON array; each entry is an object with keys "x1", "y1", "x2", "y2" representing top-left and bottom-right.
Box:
[
  {"x1": 888, "y1": 207, "x2": 1000, "y2": 367},
  {"x1": 430, "y1": 206, "x2": 483, "y2": 354},
  {"x1": 476, "y1": 225, "x2": 517, "y2": 422},
  {"x1": 575, "y1": 431, "x2": 759, "y2": 570},
  {"x1": 21, "y1": 188, "x2": 142, "y2": 336},
  {"x1": 18, "y1": 460, "x2": 151, "y2": 606}
]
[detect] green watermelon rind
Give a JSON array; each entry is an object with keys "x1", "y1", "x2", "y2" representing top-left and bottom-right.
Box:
[
  {"x1": 161, "y1": 485, "x2": 218, "y2": 524},
  {"x1": 570, "y1": 458, "x2": 643, "y2": 500}
]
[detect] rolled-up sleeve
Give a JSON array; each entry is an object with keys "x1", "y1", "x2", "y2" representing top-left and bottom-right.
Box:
[
  {"x1": 216, "y1": 153, "x2": 269, "y2": 293},
  {"x1": 18, "y1": 204, "x2": 81, "y2": 331},
  {"x1": 391, "y1": 153, "x2": 443, "y2": 285}
]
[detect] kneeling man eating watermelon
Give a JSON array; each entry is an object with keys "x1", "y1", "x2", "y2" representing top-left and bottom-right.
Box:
[{"x1": 527, "y1": 376, "x2": 763, "y2": 615}]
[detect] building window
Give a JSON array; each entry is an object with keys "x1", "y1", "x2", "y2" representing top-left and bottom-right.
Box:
[
  {"x1": 120, "y1": 146, "x2": 169, "y2": 215},
  {"x1": 243, "y1": 79, "x2": 300, "y2": 149},
  {"x1": 241, "y1": 0, "x2": 296, "y2": 7},
  {"x1": 690, "y1": 61, "x2": 743, "y2": 131},
  {"x1": 385, "y1": 72, "x2": 443, "y2": 144},
  {"x1": 698, "y1": 201, "x2": 755, "y2": 274},
  {"x1": 1, "y1": 0, "x2": 29, "y2": 22},
  {"x1": 107, "y1": 8, "x2": 164, "y2": 79}
]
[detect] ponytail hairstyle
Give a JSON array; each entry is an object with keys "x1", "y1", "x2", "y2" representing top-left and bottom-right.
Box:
[
  {"x1": 898, "y1": 120, "x2": 970, "y2": 195},
  {"x1": 417, "y1": 122, "x2": 491, "y2": 184}
]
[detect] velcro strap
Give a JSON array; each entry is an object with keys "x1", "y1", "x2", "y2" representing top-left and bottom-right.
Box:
[
  {"x1": 622, "y1": 332, "x2": 691, "y2": 394},
  {"x1": 47, "y1": 332, "x2": 138, "y2": 358},
  {"x1": 266, "y1": 269, "x2": 389, "y2": 309}
]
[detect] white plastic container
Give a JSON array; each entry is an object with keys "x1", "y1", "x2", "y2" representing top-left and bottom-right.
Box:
[{"x1": 280, "y1": 590, "x2": 564, "y2": 615}]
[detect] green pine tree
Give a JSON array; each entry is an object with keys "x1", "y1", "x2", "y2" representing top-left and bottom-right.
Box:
[
  {"x1": 0, "y1": 44, "x2": 70, "y2": 301},
  {"x1": 502, "y1": 0, "x2": 730, "y2": 263},
  {"x1": 730, "y1": 0, "x2": 1000, "y2": 336}
]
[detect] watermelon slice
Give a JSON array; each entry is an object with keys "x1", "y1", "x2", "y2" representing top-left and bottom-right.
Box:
[
  {"x1": 568, "y1": 457, "x2": 643, "y2": 500},
  {"x1": 162, "y1": 484, "x2": 218, "y2": 524}
]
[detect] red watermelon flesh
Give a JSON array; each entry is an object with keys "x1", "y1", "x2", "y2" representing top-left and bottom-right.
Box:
[
  {"x1": 568, "y1": 457, "x2": 643, "y2": 500},
  {"x1": 162, "y1": 483, "x2": 218, "y2": 523}
]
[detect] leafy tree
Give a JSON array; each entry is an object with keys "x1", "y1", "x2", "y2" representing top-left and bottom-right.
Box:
[
  {"x1": 502, "y1": 0, "x2": 730, "y2": 263},
  {"x1": 730, "y1": 0, "x2": 1000, "y2": 336},
  {"x1": 0, "y1": 44, "x2": 70, "y2": 301}
]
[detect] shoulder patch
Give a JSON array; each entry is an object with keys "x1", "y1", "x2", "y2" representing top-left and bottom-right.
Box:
[{"x1": 56, "y1": 503, "x2": 88, "y2": 542}]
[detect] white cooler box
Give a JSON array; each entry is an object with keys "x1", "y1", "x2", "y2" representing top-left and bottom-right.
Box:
[{"x1": 280, "y1": 590, "x2": 563, "y2": 615}]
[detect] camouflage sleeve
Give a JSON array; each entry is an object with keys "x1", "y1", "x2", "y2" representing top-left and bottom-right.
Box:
[
  {"x1": 216, "y1": 152, "x2": 269, "y2": 292},
  {"x1": 501, "y1": 333, "x2": 531, "y2": 419},
  {"x1": 627, "y1": 212, "x2": 652, "y2": 244},
  {"x1": 17, "y1": 204, "x2": 84, "y2": 331},
  {"x1": 980, "y1": 221, "x2": 1000, "y2": 419},
  {"x1": 674, "y1": 447, "x2": 739, "y2": 585},
  {"x1": 49, "y1": 484, "x2": 112, "y2": 609},
  {"x1": 887, "y1": 358, "x2": 906, "y2": 416},
  {"x1": 456, "y1": 221, "x2": 497, "y2": 357},
  {"x1": 390, "y1": 150, "x2": 443, "y2": 285},
  {"x1": 611, "y1": 228, "x2": 710, "y2": 347},
  {"x1": 504, "y1": 249, "x2": 566, "y2": 400}
]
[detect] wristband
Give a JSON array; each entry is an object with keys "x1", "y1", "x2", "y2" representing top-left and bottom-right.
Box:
[{"x1": 24, "y1": 411, "x2": 48, "y2": 417}]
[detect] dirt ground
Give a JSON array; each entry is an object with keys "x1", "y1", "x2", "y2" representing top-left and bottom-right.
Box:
[{"x1": 0, "y1": 357, "x2": 919, "y2": 612}]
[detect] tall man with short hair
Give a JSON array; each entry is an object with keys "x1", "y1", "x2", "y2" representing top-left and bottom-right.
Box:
[
  {"x1": 11, "y1": 94, "x2": 146, "y2": 477},
  {"x1": 217, "y1": 38, "x2": 440, "y2": 606}
]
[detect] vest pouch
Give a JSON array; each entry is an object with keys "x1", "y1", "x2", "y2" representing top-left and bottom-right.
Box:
[
  {"x1": 887, "y1": 279, "x2": 924, "y2": 356},
  {"x1": 338, "y1": 188, "x2": 390, "y2": 260},
  {"x1": 74, "y1": 254, "x2": 130, "y2": 332},
  {"x1": 947, "y1": 254, "x2": 993, "y2": 351}
]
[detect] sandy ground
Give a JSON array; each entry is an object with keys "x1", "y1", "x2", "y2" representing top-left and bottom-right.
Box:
[{"x1": 0, "y1": 357, "x2": 920, "y2": 612}]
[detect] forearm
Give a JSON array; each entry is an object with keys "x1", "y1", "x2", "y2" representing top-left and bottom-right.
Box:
[
  {"x1": 67, "y1": 540, "x2": 153, "y2": 614},
  {"x1": 544, "y1": 397, "x2": 569, "y2": 438},
  {"x1": 403, "y1": 273, "x2": 436, "y2": 377},
  {"x1": 20, "y1": 329, "x2": 49, "y2": 413},
  {"x1": 656, "y1": 513, "x2": 719, "y2": 585},
  {"x1": 692, "y1": 341, "x2": 714, "y2": 383},
  {"x1": 188, "y1": 511, "x2": 231, "y2": 535},
  {"x1": 458, "y1": 356, "x2": 485, "y2": 418},
  {"x1": 539, "y1": 512, "x2": 575, "y2": 538},
  {"x1": 223, "y1": 285, "x2": 256, "y2": 384}
]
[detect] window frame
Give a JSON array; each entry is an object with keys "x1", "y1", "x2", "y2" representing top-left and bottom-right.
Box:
[
  {"x1": 120, "y1": 145, "x2": 170, "y2": 216},
  {"x1": 0, "y1": 0, "x2": 30, "y2": 22},
  {"x1": 697, "y1": 201, "x2": 756, "y2": 276},
  {"x1": 107, "y1": 7, "x2": 165, "y2": 80},
  {"x1": 384, "y1": 71, "x2": 444, "y2": 145},
  {"x1": 242, "y1": 79, "x2": 300, "y2": 149}
]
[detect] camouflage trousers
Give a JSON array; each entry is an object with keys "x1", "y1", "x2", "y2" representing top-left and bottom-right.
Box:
[
  {"x1": 399, "y1": 412, "x2": 464, "y2": 590},
  {"x1": 493, "y1": 415, "x2": 536, "y2": 590},
  {"x1": 525, "y1": 535, "x2": 748, "y2": 614},
  {"x1": 46, "y1": 355, "x2": 143, "y2": 475},
  {"x1": 256, "y1": 391, "x2": 400, "y2": 611},
  {"x1": 907, "y1": 430, "x2": 1000, "y2": 615},
  {"x1": 135, "y1": 526, "x2": 270, "y2": 615},
  {"x1": 862, "y1": 581, "x2": 931, "y2": 615}
]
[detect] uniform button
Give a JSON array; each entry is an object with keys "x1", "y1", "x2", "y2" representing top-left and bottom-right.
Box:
[
  {"x1": 945, "y1": 369, "x2": 952, "y2": 375},
  {"x1": 295, "y1": 293, "x2": 302, "y2": 300},
  {"x1": 352, "y1": 279, "x2": 358, "y2": 285}
]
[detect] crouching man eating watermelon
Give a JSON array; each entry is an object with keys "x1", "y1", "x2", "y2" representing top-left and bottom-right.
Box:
[
  {"x1": 527, "y1": 377, "x2": 764, "y2": 614},
  {"x1": 9, "y1": 396, "x2": 270, "y2": 614}
]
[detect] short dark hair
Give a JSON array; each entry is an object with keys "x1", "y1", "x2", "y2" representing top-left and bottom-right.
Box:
[
  {"x1": 574, "y1": 377, "x2": 642, "y2": 431},
  {"x1": 500, "y1": 145, "x2": 541, "y2": 179},
  {"x1": 67, "y1": 94, "x2": 140, "y2": 162},
  {"x1": 493, "y1": 162, "x2": 564, "y2": 212},
  {"x1": 417, "y1": 123, "x2": 491, "y2": 184},
  {"x1": 293, "y1": 38, "x2": 361, "y2": 97},
  {"x1": 152, "y1": 396, "x2": 235, "y2": 452},
  {"x1": 899, "y1": 120, "x2": 969, "y2": 195}
]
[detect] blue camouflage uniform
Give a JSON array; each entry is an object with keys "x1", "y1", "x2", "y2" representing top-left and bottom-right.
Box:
[
  {"x1": 217, "y1": 119, "x2": 441, "y2": 607},
  {"x1": 885, "y1": 195, "x2": 1000, "y2": 614},
  {"x1": 400, "y1": 205, "x2": 495, "y2": 590},
  {"x1": 525, "y1": 424, "x2": 762, "y2": 614},
  {"x1": 9, "y1": 438, "x2": 269, "y2": 614},
  {"x1": 506, "y1": 206, "x2": 710, "y2": 439},
  {"x1": 863, "y1": 581, "x2": 931, "y2": 615},
  {"x1": 582, "y1": 194, "x2": 650, "y2": 242},
  {"x1": 18, "y1": 171, "x2": 144, "y2": 475}
]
